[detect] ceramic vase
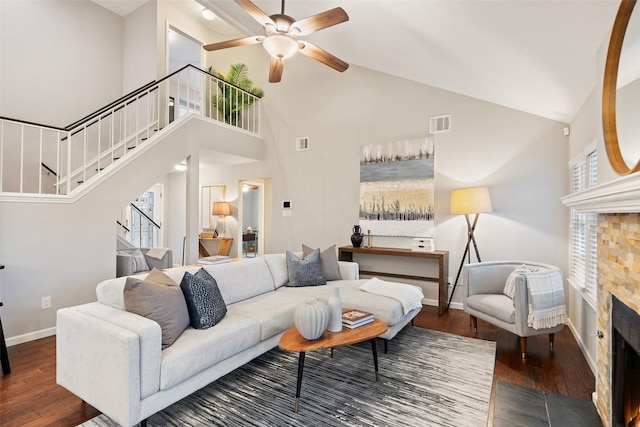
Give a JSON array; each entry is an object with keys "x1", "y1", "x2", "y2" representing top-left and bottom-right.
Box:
[
  {"x1": 293, "y1": 301, "x2": 329, "y2": 340},
  {"x1": 351, "y1": 225, "x2": 364, "y2": 248},
  {"x1": 327, "y1": 287, "x2": 343, "y2": 332}
]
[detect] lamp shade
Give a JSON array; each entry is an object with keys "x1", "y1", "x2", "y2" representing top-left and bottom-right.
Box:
[
  {"x1": 450, "y1": 187, "x2": 493, "y2": 215},
  {"x1": 212, "y1": 201, "x2": 231, "y2": 216},
  {"x1": 262, "y1": 34, "x2": 298, "y2": 59}
]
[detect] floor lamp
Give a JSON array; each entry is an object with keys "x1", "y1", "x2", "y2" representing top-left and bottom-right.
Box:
[{"x1": 447, "y1": 187, "x2": 493, "y2": 310}]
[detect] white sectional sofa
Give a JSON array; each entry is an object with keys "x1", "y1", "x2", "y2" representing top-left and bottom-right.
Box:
[{"x1": 56, "y1": 253, "x2": 421, "y2": 427}]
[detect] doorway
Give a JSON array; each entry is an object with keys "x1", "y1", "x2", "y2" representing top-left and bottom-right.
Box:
[{"x1": 239, "y1": 180, "x2": 266, "y2": 257}]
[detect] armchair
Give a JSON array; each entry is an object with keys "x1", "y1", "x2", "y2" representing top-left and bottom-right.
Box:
[{"x1": 463, "y1": 261, "x2": 565, "y2": 358}]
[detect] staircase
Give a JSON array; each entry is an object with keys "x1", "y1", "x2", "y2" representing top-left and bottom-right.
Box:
[{"x1": 0, "y1": 65, "x2": 262, "y2": 198}]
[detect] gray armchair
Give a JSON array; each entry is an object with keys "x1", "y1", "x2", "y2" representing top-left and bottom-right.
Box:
[
  {"x1": 462, "y1": 260, "x2": 565, "y2": 358},
  {"x1": 116, "y1": 248, "x2": 173, "y2": 278}
]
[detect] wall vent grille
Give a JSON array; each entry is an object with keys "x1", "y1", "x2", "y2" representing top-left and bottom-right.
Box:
[
  {"x1": 296, "y1": 137, "x2": 310, "y2": 151},
  {"x1": 429, "y1": 115, "x2": 452, "y2": 134}
]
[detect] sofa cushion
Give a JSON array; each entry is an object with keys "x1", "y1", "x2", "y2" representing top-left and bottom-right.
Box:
[
  {"x1": 123, "y1": 268, "x2": 190, "y2": 349},
  {"x1": 263, "y1": 253, "x2": 289, "y2": 288},
  {"x1": 466, "y1": 294, "x2": 515, "y2": 324},
  {"x1": 286, "y1": 250, "x2": 326, "y2": 287},
  {"x1": 201, "y1": 257, "x2": 276, "y2": 304},
  {"x1": 160, "y1": 313, "x2": 261, "y2": 390},
  {"x1": 180, "y1": 269, "x2": 227, "y2": 329},
  {"x1": 227, "y1": 291, "x2": 315, "y2": 341},
  {"x1": 279, "y1": 279, "x2": 406, "y2": 327},
  {"x1": 302, "y1": 244, "x2": 342, "y2": 281}
]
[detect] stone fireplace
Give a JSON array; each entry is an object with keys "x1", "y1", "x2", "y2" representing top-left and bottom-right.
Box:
[
  {"x1": 597, "y1": 213, "x2": 640, "y2": 427},
  {"x1": 562, "y1": 174, "x2": 640, "y2": 427}
]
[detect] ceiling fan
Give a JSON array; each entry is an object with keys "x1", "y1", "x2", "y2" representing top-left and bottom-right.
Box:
[{"x1": 203, "y1": 0, "x2": 349, "y2": 83}]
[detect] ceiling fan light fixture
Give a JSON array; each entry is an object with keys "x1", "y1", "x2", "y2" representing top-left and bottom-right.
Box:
[
  {"x1": 263, "y1": 34, "x2": 298, "y2": 59},
  {"x1": 201, "y1": 8, "x2": 216, "y2": 21}
]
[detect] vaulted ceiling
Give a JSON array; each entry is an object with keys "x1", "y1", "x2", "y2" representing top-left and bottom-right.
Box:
[{"x1": 94, "y1": 0, "x2": 623, "y2": 123}]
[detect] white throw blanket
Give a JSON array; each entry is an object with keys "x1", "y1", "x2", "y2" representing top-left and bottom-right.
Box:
[
  {"x1": 146, "y1": 247, "x2": 169, "y2": 260},
  {"x1": 359, "y1": 277, "x2": 424, "y2": 315},
  {"x1": 526, "y1": 270, "x2": 567, "y2": 330}
]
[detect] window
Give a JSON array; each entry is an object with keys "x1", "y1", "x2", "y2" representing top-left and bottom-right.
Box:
[{"x1": 569, "y1": 146, "x2": 597, "y2": 306}]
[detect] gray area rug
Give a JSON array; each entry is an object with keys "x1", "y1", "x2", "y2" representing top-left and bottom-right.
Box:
[{"x1": 81, "y1": 327, "x2": 496, "y2": 427}]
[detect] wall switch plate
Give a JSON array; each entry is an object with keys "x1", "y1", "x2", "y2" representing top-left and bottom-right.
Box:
[{"x1": 41, "y1": 296, "x2": 51, "y2": 309}]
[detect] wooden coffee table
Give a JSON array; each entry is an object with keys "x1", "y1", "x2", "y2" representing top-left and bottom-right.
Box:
[{"x1": 278, "y1": 318, "x2": 388, "y2": 412}]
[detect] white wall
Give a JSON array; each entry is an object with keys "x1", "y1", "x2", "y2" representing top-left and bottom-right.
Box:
[
  {"x1": 0, "y1": 0, "x2": 123, "y2": 126},
  {"x1": 200, "y1": 52, "x2": 570, "y2": 305},
  {"x1": 123, "y1": 0, "x2": 157, "y2": 94}
]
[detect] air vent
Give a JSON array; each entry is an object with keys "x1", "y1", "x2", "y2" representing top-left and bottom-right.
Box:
[
  {"x1": 295, "y1": 137, "x2": 310, "y2": 151},
  {"x1": 429, "y1": 115, "x2": 452, "y2": 134}
]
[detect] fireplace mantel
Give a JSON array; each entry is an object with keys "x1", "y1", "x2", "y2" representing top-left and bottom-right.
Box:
[{"x1": 561, "y1": 172, "x2": 640, "y2": 213}]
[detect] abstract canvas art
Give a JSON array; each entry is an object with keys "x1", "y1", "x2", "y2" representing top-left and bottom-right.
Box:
[{"x1": 359, "y1": 137, "x2": 434, "y2": 237}]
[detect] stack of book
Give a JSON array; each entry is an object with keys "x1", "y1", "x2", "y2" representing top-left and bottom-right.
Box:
[
  {"x1": 342, "y1": 309, "x2": 374, "y2": 329},
  {"x1": 198, "y1": 255, "x2": 231, "y2": 265}
]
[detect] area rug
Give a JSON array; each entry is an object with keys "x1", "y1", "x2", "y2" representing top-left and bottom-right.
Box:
[{"x1": 80, "y1": 327, "x2": 496, "y2": 427}]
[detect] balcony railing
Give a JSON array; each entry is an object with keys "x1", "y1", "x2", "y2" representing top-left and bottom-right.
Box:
[{"x1": 0, "y1": 65, "x2": 262, "y2": 196}]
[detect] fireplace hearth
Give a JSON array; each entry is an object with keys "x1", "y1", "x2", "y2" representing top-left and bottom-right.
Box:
[{"x1": 612, "y1": 297, "x2": 640, "y2": 427}]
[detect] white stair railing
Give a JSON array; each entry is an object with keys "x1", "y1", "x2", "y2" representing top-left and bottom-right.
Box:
[{"x1": 0, "y1": 65, "x2": 262, "y2": 196}]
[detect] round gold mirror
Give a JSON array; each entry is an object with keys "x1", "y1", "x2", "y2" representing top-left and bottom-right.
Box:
[{"x1": 603, "y1": 0, "x2": 640, "y2": 175}]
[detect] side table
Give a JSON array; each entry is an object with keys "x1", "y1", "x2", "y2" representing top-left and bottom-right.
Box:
[{"x1": 0, "y1": 264, "x2": 9, "y2": 375}]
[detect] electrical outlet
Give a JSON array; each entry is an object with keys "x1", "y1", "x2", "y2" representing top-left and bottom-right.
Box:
[{"x1": 41, "y1": 296, "x2": 51, "y2": 309}]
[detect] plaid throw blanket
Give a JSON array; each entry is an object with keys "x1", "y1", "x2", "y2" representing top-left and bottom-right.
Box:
[{"x1": 526, "y1": 269, "x2": 567, "y2": 330}]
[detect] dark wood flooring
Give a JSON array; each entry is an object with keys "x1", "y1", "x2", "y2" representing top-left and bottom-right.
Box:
[{"x1": 0, "y1": 305, "x2": 595, "y2": 427}]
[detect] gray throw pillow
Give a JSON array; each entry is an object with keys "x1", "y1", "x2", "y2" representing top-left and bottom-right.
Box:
[
  {"x1": 123, "y1": 268, "x2": 190, "y2": 349},
  {"x1": 131, "y1": 248, "x2": 150, "y2": 272},
  {"x1": 286, "y1": 249, "x2": 327, "y2": 287},
  {"x1": 302, "y1": 244, "x2": 342, "y2": 281},
  {"x1": 180, "y1": 268, "x2": 227, "y2": 329}
]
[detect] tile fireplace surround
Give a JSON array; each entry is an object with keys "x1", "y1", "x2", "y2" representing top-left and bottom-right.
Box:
[{"x1": 562, "y1": 172, "x2": 640, "y2": 427}]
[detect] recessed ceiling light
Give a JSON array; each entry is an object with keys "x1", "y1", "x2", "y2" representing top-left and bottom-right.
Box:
[
  {"x1": 174, "y1": 162, "x2": 187, "y2": 171},
  {"x1": 202, "y1": 8, "x2": 216, "y2": 21}
]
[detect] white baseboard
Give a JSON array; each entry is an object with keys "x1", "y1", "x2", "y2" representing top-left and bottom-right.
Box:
[
  {"x1": 6, "y1": 326, "x2": 56, "y2": 347},
  {"x1": 422, "y1": 298, "x2": 463, "y2": 311},
  {"x1": 566, "y1": 318, "x2": 597, "y2": 376},
  {"x1": 4, "y1": 301, "x2": 462, "y2": 347}
]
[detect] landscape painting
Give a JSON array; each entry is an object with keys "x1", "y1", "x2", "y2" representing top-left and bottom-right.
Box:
[{"x1": 359, "y1": 137, "x2": 435, "y2": 237}]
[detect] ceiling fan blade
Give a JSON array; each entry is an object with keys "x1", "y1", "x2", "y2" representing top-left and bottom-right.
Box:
[
  {"x1": 291, "y1": 7, "x2": 349, "y2": 36},
  {"x1": 269, "y1": 57, "x2": 285, "y2": 83},
  {"x1": 235, "y1": 0, "x2": 276, "y2": 28},
  {"x1": 298, "y1": 41, "x2": 349, "y2": 73},
  {"x1": 203, "y1": 36, "x2": 264, "y2": 51}
]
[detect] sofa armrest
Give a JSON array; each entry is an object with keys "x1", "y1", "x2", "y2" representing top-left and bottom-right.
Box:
[
  {"x1": 338, "y1": 260, "x2": 359, "y2": 280},
  {"x1": 145, "y1": 250, "x2": 173, "y2": 270},
  {"x1": 116, "y1": 254, "x2": 136, "y2": 277},
  {"x1": 57, "y1": 303, "x2": 162, "y2": 427}
]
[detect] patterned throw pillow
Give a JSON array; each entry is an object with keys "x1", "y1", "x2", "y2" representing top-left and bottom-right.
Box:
[
  {"x1": 180, "y1": 268, "x2": 227, "y2": 329},
  {"x1": 302, "y1": 244, "x2": 342, "y2": 281},
  {"x1": 123, "y1": 268, "x2": 190, "y2": 349},
  {"x1": 286, "y1": 249, "x2": 327, "y2": 287},
  {"x1": 503, "y1": 264, "x2": 537, "y2": 299},
  {"x1": 131, "y1": 249, "x2": 150, "y2": 273}
]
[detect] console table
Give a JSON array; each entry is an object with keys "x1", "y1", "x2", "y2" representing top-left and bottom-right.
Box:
[
  {"x1": 198, "y1": 237, "x2": 233, "y2": 258},
  {"x1": 0, "y1": 264, "x2": 9, "y2": 375},
  {"x1": 338, "y1": 246, "x2": 449, "y2": 316}
]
